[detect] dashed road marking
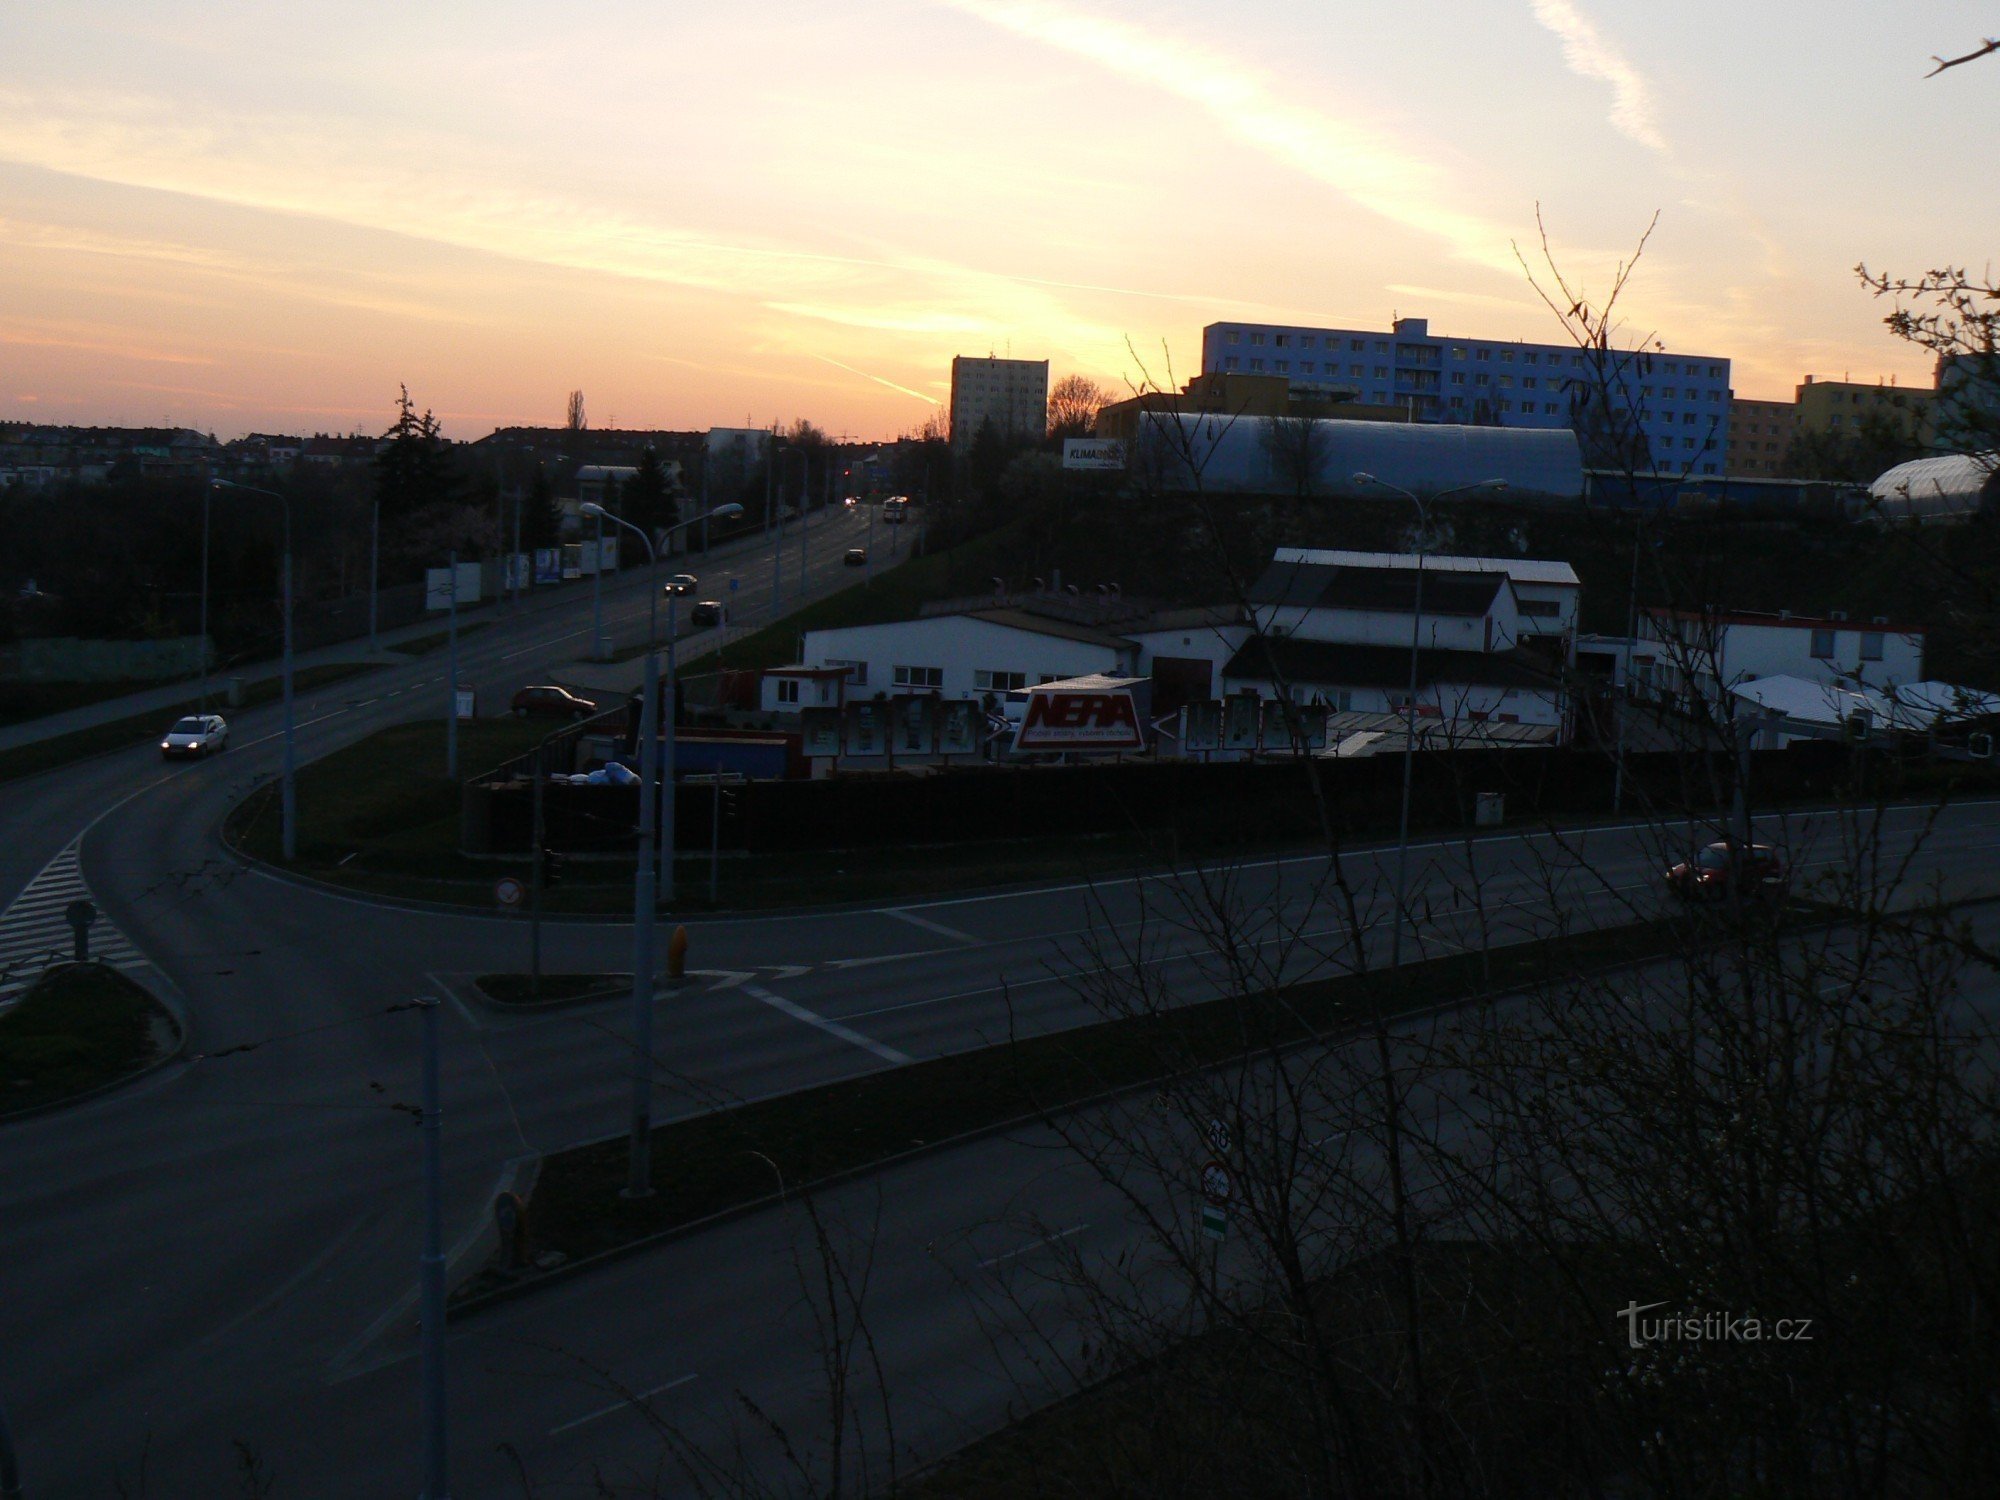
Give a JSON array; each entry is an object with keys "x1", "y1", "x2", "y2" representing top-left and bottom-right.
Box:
[
  {"x1": 881, "y1": 908, "x2": 980, "y2": 944},
  {"x1": 740, "y1": 982, "x2": 911, "y2": 1064}
]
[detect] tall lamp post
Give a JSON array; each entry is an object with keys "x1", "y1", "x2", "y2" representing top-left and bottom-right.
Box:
[
  {"x1": 1351, "y1": 473, "x2": 1508, "y2": 970},
  {"x1": 214, "y1": 479, "x2": 296, "y2": 860},
  {"x1": 197, "y1": 479, "x2": 212, "y2": 710},
  {"x1": 580, "y1": 500, "x2": 743, "y2": 1201},
  {"x1": 368, "y1": 492, "x2": 381, "y2": 654}
]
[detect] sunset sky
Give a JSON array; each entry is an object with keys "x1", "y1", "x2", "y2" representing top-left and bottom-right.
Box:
[{"x1": 3, "y1": 1, "x2": 1997, "y2": 440}]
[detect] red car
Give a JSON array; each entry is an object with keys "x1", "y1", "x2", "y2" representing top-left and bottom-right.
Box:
[
  {"x1": 510, "y1": 684, "x2": 598, "y2": 720},
  {"x1": 1666, "y1": 841, "x2": 1788, "y2": 902}
]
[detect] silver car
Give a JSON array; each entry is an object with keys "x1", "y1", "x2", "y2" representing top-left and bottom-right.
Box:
[{"x1": 161, "y1": 713, "x2": 228, "y2": 759}]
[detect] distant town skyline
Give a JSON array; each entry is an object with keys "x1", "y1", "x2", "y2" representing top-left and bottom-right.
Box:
[{"x1": 3, "y1": 1, "x2": 1995, "y2": 440}]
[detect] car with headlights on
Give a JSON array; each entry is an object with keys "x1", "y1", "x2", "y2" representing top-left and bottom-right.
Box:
[{"x1": 160, "y1": 713, "x2": 228, "y2": 759}]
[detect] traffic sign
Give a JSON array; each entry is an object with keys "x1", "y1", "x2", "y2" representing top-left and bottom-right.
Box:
[
  {"x1": 1206, "y1": 1117, "x2": 1232, "y2": 1155},
  {"x1": 1200, "y1": 1203, "x2": 1228, "y2": 1241},
  {"x1": 729, "y1": 577, "x2": 740, "y2": 592},
  {"x1": 1200, "y1": 1160, "x2": 1232, "y2": 1206},
  {"x1": 494, "y1": 876, "x2": 526, "y2": 908}
]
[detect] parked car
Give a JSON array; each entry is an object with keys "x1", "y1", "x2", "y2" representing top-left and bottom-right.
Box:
[
  {"x1": 511, "y1": 684, "x2": 598, "y2": 720},
  {"x1": 843, "y1": 547, "x2": 867, "y2": 567},
  {"x1": 160, "y1": 713, "x2": 228, "y2": 759},
  {"x1": 1666, "y1": 841, "x2": 1788, "y2": 902},
  {"x1": 689, "y1": 600, "x2": 725, "y2": 628},
  {"x1": 663, "y1": 573, "x2": 698, "y2": 596}
]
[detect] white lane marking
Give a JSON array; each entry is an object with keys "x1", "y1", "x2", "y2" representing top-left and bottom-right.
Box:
[
  {"x1": 978, "y1": 1223, "x2": 1091, "y2": 1270},
  {"x1": 825, "y1": 950, "x2": 941, "y2": 970},
  {"x1": 548, "y1": 1373, "x2": 699, "y2": 1438},
  {"x1": 689, "y1": 967, "x2": 755, "y2": 990},
  {"x1": 764, "y1": 963, "x2": 813, "y2": 981},
  {"x1": 0, "y1": 838, "x2": 147, "y2": 1006},
  {"x1": 881, "y1": 908, "x2": 980, "y2": 945},
  {"x1": 740, "y1": 982, "x2": 912, "y2": 1064}
]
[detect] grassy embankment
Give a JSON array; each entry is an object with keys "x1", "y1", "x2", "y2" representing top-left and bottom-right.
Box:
[{"x1": 0, "y1": 963, "x2": 176, "y2": 1115}]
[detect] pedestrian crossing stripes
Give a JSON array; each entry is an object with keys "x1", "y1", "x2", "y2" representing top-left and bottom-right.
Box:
[{"x1": 0, "y1": 839, "x2": 145, "y2": 1010}]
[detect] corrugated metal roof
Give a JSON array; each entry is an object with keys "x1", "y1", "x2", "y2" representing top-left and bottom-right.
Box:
[
  {"x1": 1136, "y1": 413, "x2": 1586, "y2": 500},
  {"x1": 1273, "y1": 547, "x2": 1581, "y2": 587},
  {"x1": 964, "y1": 609, "x2": 1137, "y2": 650}
]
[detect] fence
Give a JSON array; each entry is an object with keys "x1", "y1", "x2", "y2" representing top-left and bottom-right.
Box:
[{"x1": 464, "y1": 736, "x2": 1992, "y2": 858}]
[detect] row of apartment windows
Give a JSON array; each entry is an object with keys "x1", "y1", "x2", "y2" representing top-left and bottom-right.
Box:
[{"x1": 1219, "y1": 330, "x2": 1724, "y2": 380}]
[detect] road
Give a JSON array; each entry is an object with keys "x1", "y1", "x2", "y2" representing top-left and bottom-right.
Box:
[{"x1": 2, "y1": 516, "x2": 1999, "y2": 1492}]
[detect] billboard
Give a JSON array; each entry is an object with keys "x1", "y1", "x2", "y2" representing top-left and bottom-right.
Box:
[
  {"x1": 1222, "y1": 694, "x2": 1260, "y2": 751},
  {"x1": 1181, "y1": 699, "x2": 1222, "y2": 753},
  {"x1": 800, "y1": 707, "x2": 842, "y2": 758},
  {"x1": 1015, "y1": 687, "x2": 1145, "y2": 752},
  {"x1": 1259, "y1": 700, "x2": 1327, "y2": 752},
  {"x1": 424, "y1": 561, "x2": 483, "y2": 611},
  {"x1": 1061, "y1": 438, "x2": 1126, "y2": 471},
  {"x1": 534, "y1": 548, "x2": 562, "y2": 585},
  {"x1": 938, "y1": 699, "x2": 980, "y2": 756},
  {"x1": 891, "y1": 694, "x2": 935, "y2": 756},
  {"x1": 843, "y1": 700, "x2": 886, "y2": 757}
]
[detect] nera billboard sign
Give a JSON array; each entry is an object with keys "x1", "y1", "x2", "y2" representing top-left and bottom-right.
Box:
[{"x1": 1014, "y1": 689, "x2": 1145, "y2": 752}]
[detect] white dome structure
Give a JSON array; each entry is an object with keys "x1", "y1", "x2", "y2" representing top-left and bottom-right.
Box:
[{"x1": 1866, "y1": 453, "x2": 1999, "y2": 523}]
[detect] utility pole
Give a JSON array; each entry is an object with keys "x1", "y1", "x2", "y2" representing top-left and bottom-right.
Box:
[
  {"x1": 368, "y1": 493, "x2": 381, "y2": 654},
  {"x1": 445, "y1": 550, "x2": 459, "y2": 779},
  {"x1": 510, "y1": 487, "x2": 523, "y2": 609},
  {"x1": 197, "y1": 481, "x2": 211, "y2": 710},
  {"x1": 417, "y1": 995, "x2": 451, "y2": 1500}
]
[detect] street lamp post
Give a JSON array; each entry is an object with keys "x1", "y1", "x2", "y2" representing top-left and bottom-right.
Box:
[
  {"x1": 581, "y1": 500, "x2": 742, "y2": 1200},
  {"x1": 591, "y1": 505, "x2": 609, "y2": 659},
  {"x1": 416, "y1": 994, "x2": 450, "y2": 1500},
  {"x1": 1351, "y1": 473, "x2": 1508, "y2": 971},
  {"x1": 214, "y1": 480, "x2": 296, "y2": 860},
  {"x1": 197, "y1": 480, "x2": 212, "y2": 710},
  {"x1": 445, "y1": 550, "x2": 459, "y2": 778},
  {"x1": 368, "y1": 493, "x2": 381, "y2": 653}
]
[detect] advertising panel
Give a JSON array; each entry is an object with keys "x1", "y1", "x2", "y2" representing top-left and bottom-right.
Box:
[
  {"x1": 1015, "y1": 688, "x2": 1145, "y2": 752},
  {"x1": 1222, "y1": 694, "x2": 1261, "y2": 751},
  {"x1": 1260, "y1": 700, "x2": 1323, "y2": 751},
  {"x1": 534, "y1": 548, "x2": 562, "y2": 585},
  {"x1": 938, "y1": 699, "x2": 979, "y2": 756},
  {"x1": 1061, "y1": 438, "x2": 1126, "y2": 471},
  {"x1": 799, "y1": 707, "x2": 842, "y2": 758},
  {"x1": 1181, "y1": 699, "x2": 1222, "y2": 753},
  {"x1": 891, "y1": 694, "x2": 936, "y2": 756},
  {"x1": 843, "y1": 700, "x2": 885, "y2": 757}
]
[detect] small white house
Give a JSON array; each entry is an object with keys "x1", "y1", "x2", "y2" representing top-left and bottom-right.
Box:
[
  {"x1": 1264, "y1": 548, "x2": 1581, "y2": 660},
  {"x1": 758, "y1": 666, "x2": 851, "y2": 716},
  {"x1": 1640, "y1": 608, "x2": 1925, "y2": 713},
  {"x1": 796, "y1": 609, "x2": 1140, "y2": 704}
]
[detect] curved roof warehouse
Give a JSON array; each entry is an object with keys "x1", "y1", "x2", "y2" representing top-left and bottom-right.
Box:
[{"x1": 1133, "y1": 412, "x2": 1586, "y2": 501}]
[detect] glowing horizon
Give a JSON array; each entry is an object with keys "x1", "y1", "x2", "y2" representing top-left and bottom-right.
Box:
[{"x1": 2, "y1": 1, "x2": 1994, "y2": 441}]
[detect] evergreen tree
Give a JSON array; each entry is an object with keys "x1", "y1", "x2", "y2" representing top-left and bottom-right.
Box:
[
  {"x1": 624, "y1": 448, "x2": 677, "y2": 539},
  {"x1": 520, "y1": 469, "x2": 562, "y2": 552},
  {"x1": 373, "y1": 385, "x2": 458, "y2": 524}
]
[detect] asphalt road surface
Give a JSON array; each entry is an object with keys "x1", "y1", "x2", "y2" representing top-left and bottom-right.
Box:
[{"x1": 3, "y1": 524, "x2": 1998, "y2": 1494}]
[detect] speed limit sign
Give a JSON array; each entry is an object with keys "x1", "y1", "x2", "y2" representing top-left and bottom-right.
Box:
[{"x1": 495, "y1": 876, "x2": 526, "y2": 908}]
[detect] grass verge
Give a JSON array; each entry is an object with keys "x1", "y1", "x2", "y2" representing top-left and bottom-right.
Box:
[
  {"x1": 0, "y1": 661, "x2": 386, "y2": 784},
  {"x1": 393, "y1": 620, "x2": 493, "y2": 657},
  {"x1": 464, "y1": 911, "x2": 1725, "y2": 1302},
  {"x1": 0, "y1": 962, "x2": 175, "y2": 1115},
  {"x1": 225, "y1": 716, "x2": 559, "y2": 869}
]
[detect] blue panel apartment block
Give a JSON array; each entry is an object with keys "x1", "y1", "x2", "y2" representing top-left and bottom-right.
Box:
[{"x1": 1200, "y1": 315, "x2": 1730, "y2": 476}]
